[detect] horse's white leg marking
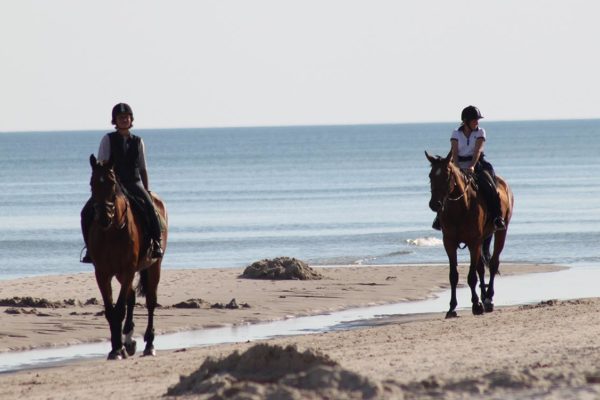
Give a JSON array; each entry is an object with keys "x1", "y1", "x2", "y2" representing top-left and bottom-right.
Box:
[{"x1": 125, "y1": 330, "x2": 134, "y2": 345}]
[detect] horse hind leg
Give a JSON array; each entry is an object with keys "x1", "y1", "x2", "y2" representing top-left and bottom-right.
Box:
[
  {"x1": 480, "y1": 235, "x2": 493, "y2": 312},
  {"x1": 484, "y1": 230, "x2": 507, "y2": 312},
  {"x1": 481, "y1": 235, "x2": 492, "y2": 267},
  {"x1": 139, "y1": 265, "x2": 160, "y2": 356},
  {"x1": 123, "y1": 287, "x2": 137, "y2": 357}
]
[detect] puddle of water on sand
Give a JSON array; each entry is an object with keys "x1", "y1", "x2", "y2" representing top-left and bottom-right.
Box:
[{"x1": 1, "y1": 266, "x2": 599, "y2": 373}]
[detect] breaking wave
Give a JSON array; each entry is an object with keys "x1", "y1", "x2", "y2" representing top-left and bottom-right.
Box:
[{"x1": 406, "y1": 237, "x2": 443, "y2": 247}]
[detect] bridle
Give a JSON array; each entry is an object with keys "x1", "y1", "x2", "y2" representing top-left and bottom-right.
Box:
[
  {"x1": 93, "y1": 172, "x2": 128, "y2": 231},
  {"x1": 446, "y1": 171, "x2": 471, "y2": 202},
  {"x1": 432, "y1": 164, "x2": 474, "y2": 211}
]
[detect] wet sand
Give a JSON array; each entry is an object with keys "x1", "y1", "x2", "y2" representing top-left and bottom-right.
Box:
[
  {"x1": 0, "y1": 263, "x2": 560, "y2": 352},
  {"x1": 1, "y1": 263, "x2": 591, "y2": 399}
]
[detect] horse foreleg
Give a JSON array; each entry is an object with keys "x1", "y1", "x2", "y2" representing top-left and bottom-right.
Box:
[
  {"x1": 95, "y1": 273, "x2": 123, "y2": 360},
  {"x1": 106, "y1": 275, "x2": 133, "y2": 360},
  {"x1": 468, "y1": 244, "x2": 484, "y2": 316},
  {"x1": 123, "y1": 287, "x2": 137, "y2": 357},
  {"x1": 444, "y1": 242, "x2": 459, "y2": 319},
  {"x1": 142, "y1": 263, "x2": 160, "y2": 356}
]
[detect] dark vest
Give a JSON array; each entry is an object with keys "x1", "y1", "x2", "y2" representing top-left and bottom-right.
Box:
[{"x1": 108, "y1": 132, "x2": 142, "y2": 183}]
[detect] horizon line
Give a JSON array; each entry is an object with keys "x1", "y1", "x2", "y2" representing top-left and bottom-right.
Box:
[{"x1": 1, "y1": 116, "x2": 599, "y2": 134}]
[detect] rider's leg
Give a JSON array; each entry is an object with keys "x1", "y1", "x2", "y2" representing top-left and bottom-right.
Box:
[
  {"x1": 126, "y1": 183, "x2": 163, "y2": 258},
  {"x1": 432, "y1": 214, "x2": 441, "y2": 230},
  {"x1": 477, "y1": 168, "x2": 505, "y2": 231}
]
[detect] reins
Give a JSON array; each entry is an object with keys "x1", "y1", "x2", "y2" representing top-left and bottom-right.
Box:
[
  {"x1": 114, "y1": 196, "x2": 128, "y2": 230},
  {"x1": 440, "y1": 169, "x2": 474, "y2": 209},
  {"x1": 94, "y1": 187, "x2": 128, "y2": 231}
]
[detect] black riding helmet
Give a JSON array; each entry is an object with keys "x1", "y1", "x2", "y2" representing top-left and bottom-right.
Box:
[
  {"x1": 111, "y1": 103, "x2": 134, "y2": 125},
  {"x1": 461, "y1": 105, "x2": 483, "y2": 122}
]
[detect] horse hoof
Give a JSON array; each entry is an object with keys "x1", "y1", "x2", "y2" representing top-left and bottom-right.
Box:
[
  {"x1": 107, "y1": 348, "x2": 126, "y2": 360},
  {"x1": 143, "y1": 346, "x2": 156, "y2": 357},
  {"x1": 472, "y1": 302, "x2": 484, "y2": 315},
  {"x1": 445, "y1": 311, "x2": 458, "y2": 319},
  {"x1": 125, "y1": 340, "x2": 137, "y2": 357},
  {"x1": 484, "y1": 299, "x2": 494, "y2": 312}
]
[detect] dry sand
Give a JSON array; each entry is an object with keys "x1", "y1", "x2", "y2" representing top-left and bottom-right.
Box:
[{"x1": 2, "y1": 263, "x2": 596, "y2": 399}]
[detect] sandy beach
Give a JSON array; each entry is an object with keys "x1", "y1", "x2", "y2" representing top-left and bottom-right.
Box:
[{"x1": 4, "y1": 263, "x2": 599, "y2": 399}]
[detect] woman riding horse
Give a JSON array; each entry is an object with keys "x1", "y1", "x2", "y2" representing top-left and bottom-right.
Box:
[
  {"x1": 81, "y1": 103, "x2": 168, "y2": 359},
  {"x1": 432, "y1": 105, "x2": 506, "y2": 232},
  {"x1": 81, "y1": 103, "x2": 163, "y2": 261}
]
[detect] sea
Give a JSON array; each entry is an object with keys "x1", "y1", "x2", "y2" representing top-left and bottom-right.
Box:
[{"x1": 0, "y1": 120, "x2": 598, "y2": 280}]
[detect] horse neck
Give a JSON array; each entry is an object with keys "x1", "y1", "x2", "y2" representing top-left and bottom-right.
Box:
[
  {"x1": 114, "y1": 190, "x2": 130, "y2": 228},
  {"x1": 447, "y1": 164, "x2": 471, "y2": 210}
]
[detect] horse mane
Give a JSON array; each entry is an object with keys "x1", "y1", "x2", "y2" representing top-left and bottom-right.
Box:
[{"x1": 439, "y1": 157, "x2": 473, "y2": 192}]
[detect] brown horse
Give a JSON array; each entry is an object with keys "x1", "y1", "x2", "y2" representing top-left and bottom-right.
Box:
[
  {"x1": 425, "y1": 151, "x2": 513, "y2": 318},
  {"x1": 87, "y1": 154, "x2": 168, "y2": 359}
]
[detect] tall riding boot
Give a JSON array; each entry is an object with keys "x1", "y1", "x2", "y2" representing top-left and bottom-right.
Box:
[
  {"x1": 432, "y1": 215, "x2": 441, "y2": 231},
  {"x1": 489, "y1": 186, "x2": 506, "y2": 231}
]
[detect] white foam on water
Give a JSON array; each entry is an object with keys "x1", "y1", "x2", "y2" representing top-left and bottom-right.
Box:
[{"x1": 406, "y1": 237, "x2": 443, "y2": 247}]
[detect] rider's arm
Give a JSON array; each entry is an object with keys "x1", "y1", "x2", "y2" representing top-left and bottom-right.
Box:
[
  {"x1": 469, "y1": 138, "x2": 485, "y2": 169},
  {"x1": 138, "y1": 139, "x2": 150, "y2": 191},
  {"x1": 97, "y1": 135, "x2": 111, "y2": 163},
  {"x1": 140, "y1": 169, "x2": 150, "y2": 191},
  {"x1": 450, "y1": 139, "x2": 459, "y2": 165}
]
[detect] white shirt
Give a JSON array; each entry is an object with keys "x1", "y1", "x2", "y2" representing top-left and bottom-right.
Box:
[
  {"x1": 97, "y1": 133, "x2": 147, "y2": 171},
  {"x1": 450, "y1": 127, "x2": 486, "y2": 169}
]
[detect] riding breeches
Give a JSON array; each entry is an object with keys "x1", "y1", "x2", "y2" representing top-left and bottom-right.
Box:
[
  {"x1": 120, "y1": 181, "x2": 162, "y2": 243},
  {"x1": 475, "y1": 159, "x2": 501, "y2": 219}
]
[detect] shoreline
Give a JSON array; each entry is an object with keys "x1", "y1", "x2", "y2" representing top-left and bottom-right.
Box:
[
  {"x1": 0, "y1": 262, "x2": 564, "y2": 354},
  {"x1": 6, "y1": 263, "x2": 600, "y2": 399}
]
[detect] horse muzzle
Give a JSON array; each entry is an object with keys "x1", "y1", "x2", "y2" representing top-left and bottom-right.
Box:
[{"x1": 429, "y1": 199, "x2": 442, "y2": 212}]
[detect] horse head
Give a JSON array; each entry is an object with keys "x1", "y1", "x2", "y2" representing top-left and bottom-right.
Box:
[
  {"x1": 89, "y1": 154, "x2": 118, "y2": 229},
  {"x1": 425, "y1": 151, "x2": 461, "y2": 212}
]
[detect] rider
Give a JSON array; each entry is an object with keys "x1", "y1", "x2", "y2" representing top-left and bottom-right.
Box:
[
  {"x1": 432, "y1": 105, "x2": 507, "y2": 231},
  {"x1": 80, "y1": 103, "x2": 164, "y2": 262}
]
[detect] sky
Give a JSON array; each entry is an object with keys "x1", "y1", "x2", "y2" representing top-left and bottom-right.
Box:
[{"x1": 1, "y1": 1, "x2": 599, "y2": 132}]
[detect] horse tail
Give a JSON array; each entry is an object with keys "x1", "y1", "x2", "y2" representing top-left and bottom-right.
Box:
[{"x1": 137, "y1": 269, "x2": 149, "y2": 297}]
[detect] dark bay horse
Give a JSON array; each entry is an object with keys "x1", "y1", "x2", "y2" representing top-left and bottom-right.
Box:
[
  {"x1": 87, "y1": 154, "x2": 168, "y2": 359},
  {"x1": 425, "y1": 151, "x2": 513, "y2": 318}
]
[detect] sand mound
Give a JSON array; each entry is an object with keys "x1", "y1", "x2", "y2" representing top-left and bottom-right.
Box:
[
  {"x1": 0, "y1": 296, "x2": 80, "y2": 308},
  {"x1": 242, "y1": 257, "x2": 323, "y2": 280},
  {"x1": 172, "y1": 298, "x2": 212, "y2": 309},
  {"x1": 166, "y1": 344, "x2": 392, "y2": 399}
]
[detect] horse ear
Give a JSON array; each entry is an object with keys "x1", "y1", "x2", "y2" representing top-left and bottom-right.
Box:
[
  {"x1": 90, "y1": 154, "x2": 97, "y2": 168},
  {"x1": 445, "y1": 151, "x2": 452, "y2": 162},
  {"x1": 425, "y1": 151, "x2": 436, "y2": 164}
]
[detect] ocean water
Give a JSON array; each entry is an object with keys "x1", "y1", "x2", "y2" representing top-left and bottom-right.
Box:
[{"x1": 0, "y1": 120, "x2": 598, "y2": 279}]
